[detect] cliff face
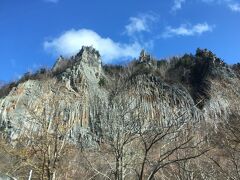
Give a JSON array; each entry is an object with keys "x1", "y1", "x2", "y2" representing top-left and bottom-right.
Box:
[
  {"x1": 0, "y1": 46, "x2": 107, "y2": 146},
  {"x1": 0, "y1": 47, "x2": 239, "y2": 146}
]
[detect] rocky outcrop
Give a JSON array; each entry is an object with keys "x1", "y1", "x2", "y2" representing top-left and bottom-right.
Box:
[
  {"x1": 0, "y1": 47, "x2": 239, "y2": 146},
  {"x1": 52, "y1": 55, "x2": 65, "y2": 72},
  {"x1": 0, "y1": 46, "x2": 106, "y2": 146},
  {"x1": 139, "y1": 49, "x2": 151, "y2": 63}
]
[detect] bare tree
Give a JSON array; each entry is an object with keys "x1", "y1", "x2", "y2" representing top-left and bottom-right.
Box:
[
  {"x1": 0, "y1": 85, "x2": 76, "y2": 180},
  {"x1": 134, "y1": 109, "x2": 209, "y2": 180},
  {"x1": 206, "y1": 116, "x2": 240, "y2": 180}
]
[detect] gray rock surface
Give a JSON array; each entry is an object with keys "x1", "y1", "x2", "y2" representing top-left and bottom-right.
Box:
[{"x1": 0, "y1": 46, "x2": 239, "y2": 146}]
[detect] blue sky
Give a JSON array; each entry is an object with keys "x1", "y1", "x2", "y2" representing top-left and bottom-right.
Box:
[{"x1": 0, "y1": 0, "x2": 240, "y2": 82}]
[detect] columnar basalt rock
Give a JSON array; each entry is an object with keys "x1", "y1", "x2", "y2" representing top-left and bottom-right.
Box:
[
  {"x1": 52, "y1": 55, "x2": 65, "y2": 72},
  {"x1": 0, "y1": 46, "x2": 239, "y2": 147},
  {"x1": 139, "y1": 49, "x2": 151, "y2": 63},
  {"x1": 0, "y1": 46, "x2": 106, "y2": 146}
]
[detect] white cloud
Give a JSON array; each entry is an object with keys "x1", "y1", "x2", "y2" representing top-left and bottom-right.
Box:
[
  {"x1": 163, "y1": 23, "x2": 214, "y2": 37},
  {"x1": 44, "y1": 0, "x2": 59, "y2": 3},
  {"x1": 228, "y1": 3, "x2": 240, "y2": 12},
  {"x1": 172, "y1": 0, "x2": 186, "y2": 11},
  {"x1": 44, "y1": 29, "x2": 142, "y2": 63},
  {"x1": 200, "y1": 0, "x2": 240, "y2": 12},
  {"x1": 125, "y1": 14, "x2": 156, "y2": 36},
  {"x1": 172, "y1": 0, "x2": 240, "y2": 12}
]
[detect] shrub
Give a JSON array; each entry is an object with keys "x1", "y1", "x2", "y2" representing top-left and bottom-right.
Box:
[
  {"x1": 0, "y1": 82, "x2": 18, "y2": 98},
  {"x1": 98, "y1": 77, "x2": 106, "y2": 87}
]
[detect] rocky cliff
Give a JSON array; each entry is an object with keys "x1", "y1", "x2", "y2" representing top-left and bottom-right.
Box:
[{"x1": 0, "y1": 47, "x2": 239, "y2": 146}]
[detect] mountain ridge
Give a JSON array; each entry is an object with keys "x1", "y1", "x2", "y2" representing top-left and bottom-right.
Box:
[
  {"x1": 1, "y1": 46, "x2": 239, "y2": 141},
  {"x1": 0, "y1": 46, "x2": 240, "y2": 179}
]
